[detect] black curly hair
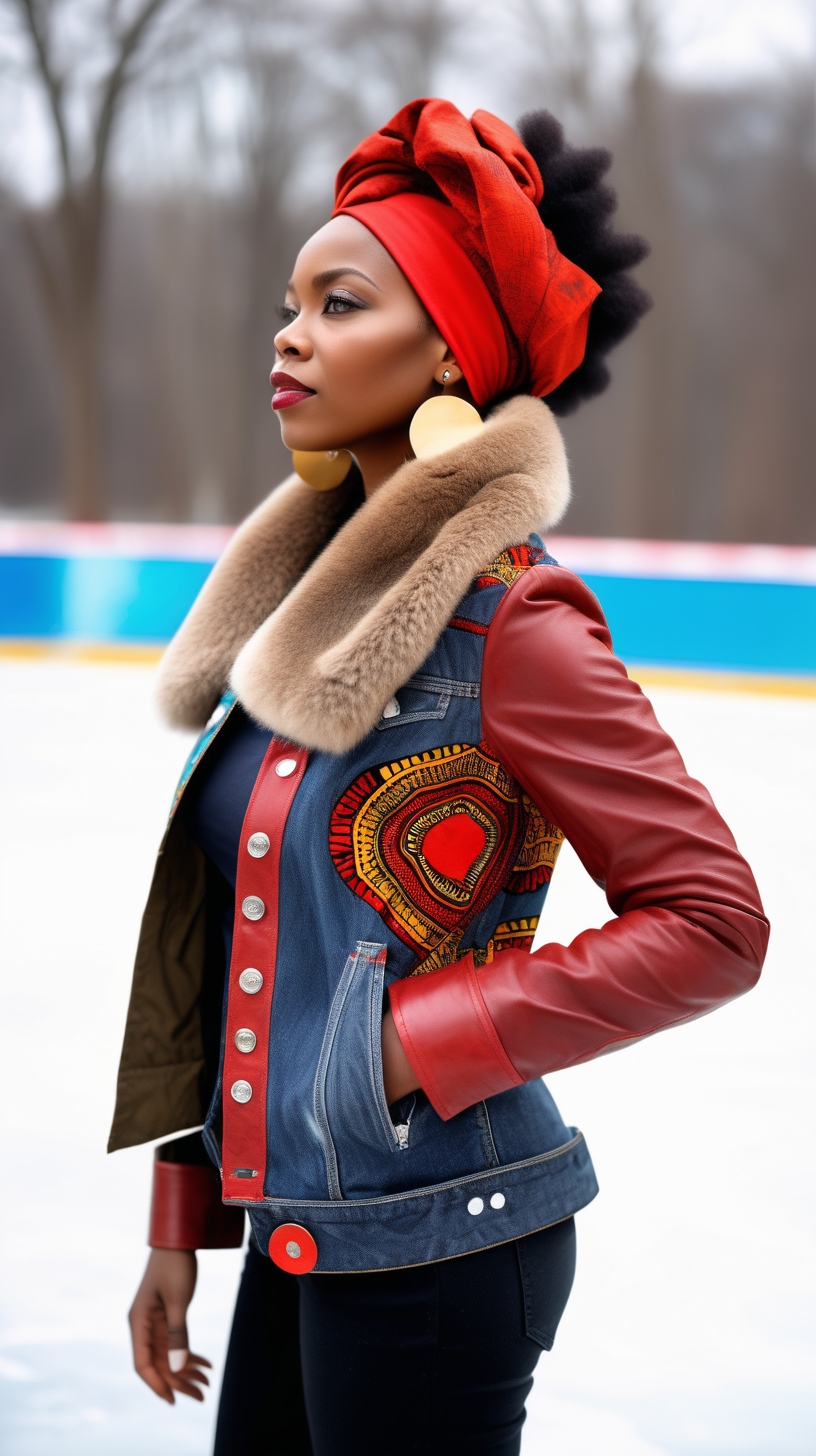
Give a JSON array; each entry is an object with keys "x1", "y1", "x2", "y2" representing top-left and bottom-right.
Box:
[{"x1": 517, "y1": 109, "x2": 651, "y2": 416}]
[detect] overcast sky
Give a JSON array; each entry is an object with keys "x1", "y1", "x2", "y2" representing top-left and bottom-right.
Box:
[{"x1": 657, "y1": 0, "x2": 814, "y2": 84}]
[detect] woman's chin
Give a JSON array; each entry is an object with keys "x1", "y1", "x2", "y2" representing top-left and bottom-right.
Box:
[{"x1": 279, "y1": 425, "x2": 349, "y2": 454}]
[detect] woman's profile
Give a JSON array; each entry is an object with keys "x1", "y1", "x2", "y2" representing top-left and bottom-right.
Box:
[{"x1": 111, "y1": 98, "x2": 768, "y2": 1454}]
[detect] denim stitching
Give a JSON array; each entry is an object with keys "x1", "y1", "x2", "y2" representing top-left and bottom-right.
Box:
[
  {"x1": 226, "y1": 1131, "x2": 586, "y2": 1208},
  {"x1": 365, "y1": 945, "x2": 400, "y2": 1151},
  {"x1": 375, "y1": 674, "x2": 480, "y2": 730},
  {"x1": 407, "y1": 673, "x2": 480, "y2": 698},
  {"x1": 475, "y1": 1100, "x2": 501, "y2": 1168},
  {"x1": 312, "y1": 949, "x2": 362, "y2": 1200}
]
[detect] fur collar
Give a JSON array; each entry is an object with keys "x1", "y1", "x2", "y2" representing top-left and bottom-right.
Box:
[{"x1": 156, "y1": 394, "x2": 569, "y2": 754}]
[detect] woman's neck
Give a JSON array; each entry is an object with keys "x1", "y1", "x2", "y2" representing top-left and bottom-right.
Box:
[{"x1": 350, "y1": 424, "x2": 415, "y2": 498}]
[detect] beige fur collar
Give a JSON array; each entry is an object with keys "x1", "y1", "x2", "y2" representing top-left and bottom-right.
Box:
[{"x1": 156, "y1": 395, "x2": 569, "y2": 754}]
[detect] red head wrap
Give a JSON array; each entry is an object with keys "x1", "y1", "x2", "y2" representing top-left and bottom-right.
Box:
[{"x1": 334, "y1": 98, "x2": 601, "y2": 407}]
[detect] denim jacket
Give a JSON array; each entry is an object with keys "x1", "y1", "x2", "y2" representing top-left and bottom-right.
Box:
[{"x1": 110, "y1": 398, "x2": 767, "y2": 1273}]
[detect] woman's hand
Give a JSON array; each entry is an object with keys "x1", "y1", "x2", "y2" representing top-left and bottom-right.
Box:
[
  {"x1": 128, "y1": 1248, "x2": 211, "y2": 1404},
  {"x1": 381, "y1": 1005, "x2": 421, "y2": 1106}
]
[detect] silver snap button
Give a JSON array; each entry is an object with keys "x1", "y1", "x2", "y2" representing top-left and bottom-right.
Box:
[
  {"x1": 467, "y1": 1197, "x2": 484, "y2": 1216},
  {"x1": 276, "y1": 758, "x2": 297, "y2": 777},
  {"x1": 490, "y1": 1192, "x2": 506, "y2": 1210},
  {"x1": 241, "y1": 895, "x2": 265, "y2": 921},
  {"x1": 239, "y1": 968, "x2": 263, "y2": 994},
  {"x1": 285, "y1": 1240, "x2": 302, "y2": 1259},
  {"x1": 247, "y1": 832, "x2": 270, "y2": 858},
  {"x1": 230, "y1": 1080, "x2": 252, "y2": 1104},
  {"x1": 234, "y1": 1028, "x2": 257, "y2": 1053},
  {"x1": 381, "y1": 696, "x2": 400, "y2": 719}
]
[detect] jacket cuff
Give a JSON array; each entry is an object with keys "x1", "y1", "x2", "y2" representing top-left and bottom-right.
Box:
[
  {"x1": 388, "y1": 954, "x2": 523, "y2": 1121},
  {"x1": 148, "y1": 1159, "x2": 245, "y2": 1250}
]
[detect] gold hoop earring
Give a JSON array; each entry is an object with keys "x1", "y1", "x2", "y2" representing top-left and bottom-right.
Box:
[
  {"x1": 409, "y1": 396, "x2": 484, "y2": 461},
  {"x1": 292, "y1": 448, "x2": 353, "y2": 492}
]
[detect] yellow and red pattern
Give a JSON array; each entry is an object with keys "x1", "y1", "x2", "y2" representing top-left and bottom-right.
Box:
[
  {"x1": 476, "y1": 542, "x2": 547, "y2": 591},
  {"x1": 472, "y1": 916, "x2": 541, "y2": 966},
  {"x1": 509, "y1": 793, "x2": 563, "y2": 893},
  {"x1": 330, "y1": 742, "x2": 563, "y2": 974}
]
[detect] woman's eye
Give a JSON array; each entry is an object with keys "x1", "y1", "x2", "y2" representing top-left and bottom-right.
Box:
[
  {"x1": 324, "y1": 292, "x2": 361, "y2": 314},
  {"x1": 277, "y1": 304, "x2": 298, "y2": 324}
]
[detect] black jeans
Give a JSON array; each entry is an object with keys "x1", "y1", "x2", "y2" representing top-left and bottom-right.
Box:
[{"x1": 213, "y1": 1218, "x2": 576, "y2": 1456}]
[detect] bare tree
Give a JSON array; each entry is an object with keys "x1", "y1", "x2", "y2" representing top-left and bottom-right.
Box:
[
  {"x1": 7, "y1": 0, "x2": 187, "y2": 519},
  {"x1": 319, "y1": 0, "x2": 465, "y2": 154},
  {"x1": 508, "y1": 0, "x2": 602, "y2": 132}
]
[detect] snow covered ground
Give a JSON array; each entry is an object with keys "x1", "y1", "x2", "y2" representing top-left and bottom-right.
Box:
[{"x1": 0, "y1": 656, "x2": 813, "y2": 1456}]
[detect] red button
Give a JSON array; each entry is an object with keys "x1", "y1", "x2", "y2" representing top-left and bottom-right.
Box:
[{"x1": 269, "y1": 1222, "x2": 318, "y2": 1274}]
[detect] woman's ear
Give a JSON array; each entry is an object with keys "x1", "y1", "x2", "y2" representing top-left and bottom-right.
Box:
[{"x1": 433, "y1": 351, "x2": 464, "y2": 388}]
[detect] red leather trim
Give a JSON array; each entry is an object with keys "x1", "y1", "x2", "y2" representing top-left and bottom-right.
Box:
[
  {"x1": 389, "y1": 954, "x2": 522, "y2": 1120},
  {"x1": 220, "y1": 741, "x2": 308, "y2": 1203},
  {"x1": 389, "y1": 565, "x2": 769, "y2": 1116},
  {"x1": 148, "y1": 1160, "x2": 244, "y2": 1249}
]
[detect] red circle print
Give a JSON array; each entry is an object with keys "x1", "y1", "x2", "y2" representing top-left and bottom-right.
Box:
[
  {"x1": 269, "y1": 1222, "x2": 318, "y2": 1274},
  {"x1": 421, "y1": 812, "x2": 487, "y2": 881}
]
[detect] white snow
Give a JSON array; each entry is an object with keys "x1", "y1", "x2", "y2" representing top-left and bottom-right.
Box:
[{"x1": 0, "y1": 658, "x2": 813, "y2": 1455}]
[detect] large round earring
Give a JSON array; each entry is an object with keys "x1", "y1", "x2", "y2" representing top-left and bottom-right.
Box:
[
  {"x1": 291, "y1": 449, "x2": 353, "y2": 491},
  {"x1": 409, "y1": 396, "x2": 484, "y2": 461}
]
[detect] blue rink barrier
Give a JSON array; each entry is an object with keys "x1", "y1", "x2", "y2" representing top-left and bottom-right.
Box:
[
  {"x1": 0, "y1": 525, "x2": 814, "y2": 677},
  {"x1": 0, "y1": 554, "x2": 213, "y2": 641},
  {"x1": 579, "y1": 575, "x2": 815, "y2": 675}
]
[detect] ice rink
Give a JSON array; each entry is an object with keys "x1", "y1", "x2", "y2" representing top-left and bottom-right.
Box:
[{"x1": 1, "y1": 655, "x2": 814, "y2": 1456}]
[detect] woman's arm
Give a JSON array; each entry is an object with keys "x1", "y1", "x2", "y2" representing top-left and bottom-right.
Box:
[
  {"x1": 129, "y1": 1134, "x2": 243, "y2": 1401},
  {"x1": 389, "y1": 564, "x2": 770, "y2": 1121},
  {"x1": 129, "y1": 1248, "x2": 210, "y2": 1403}
]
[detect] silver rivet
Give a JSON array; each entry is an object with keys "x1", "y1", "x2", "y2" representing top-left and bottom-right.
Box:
[
  {"x1": 285, "y1": 1240, "x2": 302, "y2": 1259},
  {"x1": 230, "y1": 1080, "x2": 252, "y2": 1103},
  {"x1": 467, "y1": 1197, "x2": 484, "y2": 1216},
  {"x1": 490, "y1": 1192, "x2": 506, "y2": 1210},
  {"x1": 234, "y1": 1028, "x2": 257, "y2": 1053},
  {"x1": 241, "y1": 895, "x2": 265, "y2": 920},
  {"x1": 276, "y1": 758, "x2": 297, "y2": 777},
  {"x1": 239, "y1": 968, "x2": 263, "y2": 994},
  {"x1": 381, "y1": 696, "x2": 400, "y2": 719},
  {"x1": 247, "y1": 832, "x2": 270, "y2": 858}
]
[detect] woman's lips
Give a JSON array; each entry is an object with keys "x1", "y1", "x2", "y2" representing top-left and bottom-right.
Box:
[{"x1": 271, "y1": 371, "x2": 316, "y2": 410}]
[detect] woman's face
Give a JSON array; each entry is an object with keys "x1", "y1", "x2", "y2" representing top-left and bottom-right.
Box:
[{"x1": 272, "y1": 215, "x2": 451, "y2": 452}]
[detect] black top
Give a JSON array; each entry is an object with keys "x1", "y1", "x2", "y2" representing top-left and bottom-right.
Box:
[{"x1": 181, "y1": 704, "x2": 274, "y2": 888}]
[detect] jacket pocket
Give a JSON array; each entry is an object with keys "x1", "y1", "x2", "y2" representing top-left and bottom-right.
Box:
[
  {"x1": 313, "y1": 941, "x2": 409, "y2": 1200},
  {"x1": 375, "y1": 673, "x2": 479, "y2": 731}
]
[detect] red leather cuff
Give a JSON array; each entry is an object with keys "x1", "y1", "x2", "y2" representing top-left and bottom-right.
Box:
[
  {"x1": 148, "y1": 1160, "x2": 245, "y2": 1250},
  {"x1": 389, "y1": 954, "x2": 523, "y2": 1121}
]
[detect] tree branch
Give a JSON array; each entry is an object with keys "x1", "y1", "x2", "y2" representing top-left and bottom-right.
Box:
[
  {"x1": 15, "y1": 0, "x2": 73, "y2": 189},
  {"x1": 91, "y1": 0, "x2": 169, "y2": 197}
]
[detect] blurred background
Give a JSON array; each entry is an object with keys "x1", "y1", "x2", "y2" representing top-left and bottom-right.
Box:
[
  {"x1": 0, "y1": 0, "x2": 815, "y2": 542},
  {"x1": 1, "y1": 4, "x2": 815, "y2": 1456}
]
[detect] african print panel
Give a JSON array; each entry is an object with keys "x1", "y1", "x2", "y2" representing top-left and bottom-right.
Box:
[{"x1": 330, "y1": 742, "x2": 563, "y2": 973}]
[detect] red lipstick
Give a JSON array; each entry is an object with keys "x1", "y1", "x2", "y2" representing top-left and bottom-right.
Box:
[{"x1": 271, "y1": 370, "x2": 316, "y2": 410}]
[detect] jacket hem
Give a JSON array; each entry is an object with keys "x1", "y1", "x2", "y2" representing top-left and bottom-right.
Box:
[{"x1": 227, "y1": 1128, "x2": 597, "y2": 1273}]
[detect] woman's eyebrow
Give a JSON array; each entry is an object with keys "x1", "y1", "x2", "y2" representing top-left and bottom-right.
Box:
[{"x1": 311, "y1": 266, "x2": 381, "y2": 292}]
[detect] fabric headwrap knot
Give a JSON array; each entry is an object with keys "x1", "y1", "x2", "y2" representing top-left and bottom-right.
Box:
[{"x1": 333, "y1": 98, "x2": 602, "y2": 407}]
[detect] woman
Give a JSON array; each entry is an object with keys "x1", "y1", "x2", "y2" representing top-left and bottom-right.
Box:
[{"x1": 116, "y1": 100, "x2": 768, "y2": 1454}]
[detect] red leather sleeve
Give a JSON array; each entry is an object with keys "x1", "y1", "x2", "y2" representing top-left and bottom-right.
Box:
[
  {"x1": 148, "y1": 1160, "x2": 245, "y2": 1250},
  {"x1": 389, "y1": 565, "x2": 769, "y2": 1121}
]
